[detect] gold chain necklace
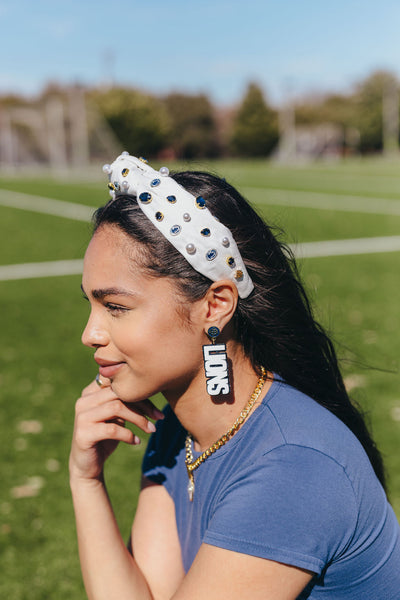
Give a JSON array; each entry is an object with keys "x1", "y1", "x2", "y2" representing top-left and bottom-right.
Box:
[{"x1": 185, "y1": 367, "x2": 267, "y2": 501}]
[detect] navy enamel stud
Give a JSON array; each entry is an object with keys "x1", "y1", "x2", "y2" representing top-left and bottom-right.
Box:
[
  {"x1": 121, "y1": 168, "x2": 129, "y2": 176},
  {"x1": 139, "y1": 157, "x2": 148, "y2": 163},
  {"x1": 186, "y1": 243, "x2": 196, "y2": 255},
  {"x1": 206, "y1": 249, "x2": 218, "y2": 261},
  {"x1": 167, "y1": 195, "x2": 177, "y2": 203},
  {"x1": 195, "y1": 196, "x2": 206, "y2": 209},
  {"x1": 108, "y1": 182, "x2": 115, "y2": 191},
  {"x1": 170, "y1": 224, "x2": 181, "y2": 236},
  {"x1": 113, "y1": 181, "x2": 120, "y2": 191},
  {"x1": 226, "y1": 256, "x2": 235, "y2": 268},
  {"x1": 207, "y1": 326, "x2": 220, "y2": 339},
  {"x1": 155, "y1": 211, "x2": 164, "y2": 221},
  {"x1": 139, "y1": 192, "x2": 152, "y2": 203},
  {"x1": 201, "y1": 228, "x2": 211, "y2": 237},
  {"x1": 151, "y1": 178, "x2": 161, "y2": 187}
]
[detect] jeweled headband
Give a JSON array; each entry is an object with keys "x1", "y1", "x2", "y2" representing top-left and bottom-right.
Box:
[{"x1": 102, "y1": 152, "x2": 254, "y2": 299}]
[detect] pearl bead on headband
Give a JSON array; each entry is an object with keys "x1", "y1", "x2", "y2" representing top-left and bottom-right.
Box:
[{"x1": 102, "y1": 153, "x2": 254, "y2": 299}]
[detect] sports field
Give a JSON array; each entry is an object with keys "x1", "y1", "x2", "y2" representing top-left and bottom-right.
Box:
[{"x1": 1, "y1": 157, "x2": 399, "y2": 599}]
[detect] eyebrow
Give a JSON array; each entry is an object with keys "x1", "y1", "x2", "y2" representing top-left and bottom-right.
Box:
[{"x1": 80, "y1": 284, "x2": 138, "y2": 300}]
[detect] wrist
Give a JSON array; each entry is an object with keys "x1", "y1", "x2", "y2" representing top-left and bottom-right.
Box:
[{"x1": 69, "y1": 471, "x2": 105, "y2": 493}]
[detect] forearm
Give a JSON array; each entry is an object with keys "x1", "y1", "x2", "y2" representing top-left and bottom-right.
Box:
[{"x1": 70, "y1": 476, "x2": 153, "y2": 600}]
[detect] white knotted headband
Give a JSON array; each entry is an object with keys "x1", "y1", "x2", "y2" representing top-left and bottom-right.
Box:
[{"x1": 102, "y1": 153, "x2": 254, "y2": 299}]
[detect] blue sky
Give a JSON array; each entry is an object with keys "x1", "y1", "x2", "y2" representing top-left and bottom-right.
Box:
[{"x1": 1, "y1": 0, "x2": 400, "y2": 105}]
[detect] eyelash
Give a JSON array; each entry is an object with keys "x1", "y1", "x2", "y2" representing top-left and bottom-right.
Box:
[
  {"x1": 105, "y1": 303, "x2": 128, "y2": 315},
  {"x1": 82, "y1": 295, "x2": 127, "y2": 315}
]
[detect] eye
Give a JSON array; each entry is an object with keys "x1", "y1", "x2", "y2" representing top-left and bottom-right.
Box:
[{"x1": 105, "y1": 302, "x2": 128, "y2": 315}]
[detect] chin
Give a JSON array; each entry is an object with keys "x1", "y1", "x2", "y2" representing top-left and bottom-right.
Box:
[{"x1": 111, "y1": 380, "x2": 151, "y2": 404}]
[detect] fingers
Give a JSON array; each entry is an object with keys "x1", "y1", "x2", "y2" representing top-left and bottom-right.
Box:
[
  {"x1": 79, "y1": 378, "x2": 165, "y2": 423},
  {"x1": 75, "y1": 393, "x2": 158, "y2": 435},
  {"x1": 131, "y1": 399, "x2": 165, "y2": 422}
]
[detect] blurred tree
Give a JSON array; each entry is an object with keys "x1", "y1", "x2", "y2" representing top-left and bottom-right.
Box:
[
  {"x1": 295, "y1": 93, "x2": 356, "y2": 128},
  {"x1": 89, "y1": 87, "x2": 170, "y2": 157},
  {"x1": 163, "y1": 93, "x2": 219, "y2": 158},
  {"x1": 230, "y1": 83, "x2": 279, "y2": 157},
  {"x1": 353, "y1": 70, "x2": 398, "y2": 153}
]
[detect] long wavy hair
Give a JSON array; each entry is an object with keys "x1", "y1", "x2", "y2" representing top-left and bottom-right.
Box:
[{"x1": 93, "y1": 170, "x2": 386, "y2": 490}]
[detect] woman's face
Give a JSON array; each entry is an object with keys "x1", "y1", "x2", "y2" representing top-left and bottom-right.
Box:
[{"x1": 81, "y1": 224, "x2": 206, "y2": 403}]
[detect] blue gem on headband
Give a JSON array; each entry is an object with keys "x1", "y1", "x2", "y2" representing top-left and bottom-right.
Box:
[
  {"x1": 167, "y1": 195, "x2": 177, "y2": 203},
  {"x1": 206, "y1": 249, "x2": 217, "y2": 261},
  {"x1": 122, "y1": 168, "x2": 129, "y2": 176},
  {"x1": 108, "y1": 182, "x2": 115, "y2": 191},
  {"x1": 226, "y1": 256, "x2": 235, "y2": 268},
  {"x1": 114, "y1": 181, "x2": 120, "y2": 191},
  {"x1": 151, "y1": 178, "x2": 161, "y2": 187},
  {"x1": 155, "y1": 211, "x2": 164, "y2": 221},
  {"x1": 201, "y1": 228, "x2": 211, "y2": 237},
  {"x1": 196, "y1": 196, "x2": 206, "y2": 209},
  {"x1": 139, "y1": 192, "x2": 152, "y2": 203},
  {"x1": 170, "y1": 225, "x2": 181, "y2": 236}
]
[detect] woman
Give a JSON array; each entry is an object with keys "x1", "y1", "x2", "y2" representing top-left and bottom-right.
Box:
[{"x1": 70, "y1": 153, "x2": 400, "y2": 599}]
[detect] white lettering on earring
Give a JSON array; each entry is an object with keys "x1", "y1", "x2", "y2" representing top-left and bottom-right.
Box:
[{"x1": 202, "y1": 344, "x2": 230, "y2": 395}]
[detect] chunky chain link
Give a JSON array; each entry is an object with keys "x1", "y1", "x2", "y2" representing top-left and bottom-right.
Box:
[{"x1": 185, "y1": 367, "x2": 267, "y2": 500}]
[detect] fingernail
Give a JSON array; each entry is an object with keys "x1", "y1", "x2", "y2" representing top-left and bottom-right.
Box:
[
  {"x1": 152, "y1": 408, "x2": 165, "y2": 420},
  {"x1": 133, "y1": 435, "x2": 141, "y2": 445},
  {"x1": 147, "y1": 421, "x2": 156, "y2": 433}
]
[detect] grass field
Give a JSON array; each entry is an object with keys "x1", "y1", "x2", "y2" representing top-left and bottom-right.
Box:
[{"x1": 0, "y1": 157, "x2": 399, "y2": 599}]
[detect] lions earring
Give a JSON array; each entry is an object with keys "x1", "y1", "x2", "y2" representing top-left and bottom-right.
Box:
[{"x1": 202, "y1": 326, "x2": 231, "y2": 396}]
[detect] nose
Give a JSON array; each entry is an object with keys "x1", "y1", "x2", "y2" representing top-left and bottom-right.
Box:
[{"x1": 81, "y1": 311, "x2": 110, "y2": 348}]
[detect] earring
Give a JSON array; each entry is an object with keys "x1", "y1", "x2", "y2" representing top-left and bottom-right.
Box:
[{"x1": 202, "y1": 326, "x2": 231, "y2": 396}]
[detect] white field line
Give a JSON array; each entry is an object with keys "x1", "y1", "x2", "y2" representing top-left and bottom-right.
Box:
[
  {"x1": 0, "y1": 260, "x2": 84, "y2": 281},
  {"x1": 0, "y1": 189, "x2": 94, "y2": 221},
  {"x1": 0, "y1": 187, "x2": 399, "y2": 282},
  {"x1": 243, "y1": 187, "x2": 400, "y2": 216},
  {"x1": 1, "y1": 237, "x2": 400, "y2": 281},
  {"x1": 292, "y1": 236, "x2": 400, "y2": 259}
]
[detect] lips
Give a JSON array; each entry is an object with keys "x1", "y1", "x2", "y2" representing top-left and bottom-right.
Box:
[{"x1": 95, "y1": 357, "x2": 125, "y2": 379}]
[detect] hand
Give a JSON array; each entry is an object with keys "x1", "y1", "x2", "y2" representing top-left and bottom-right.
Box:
[{"x1": 69, "y1": 377, "x2": 163, "y2": 483}]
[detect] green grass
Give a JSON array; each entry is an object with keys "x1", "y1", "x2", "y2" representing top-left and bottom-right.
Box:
[{"x1": 1, "y1": 157, "x2": 399, "y2": 598}]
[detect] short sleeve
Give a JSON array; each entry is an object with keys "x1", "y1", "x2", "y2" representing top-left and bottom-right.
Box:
[{"x1": 203, "y1": 444, "x2": 358, "y2": 575}]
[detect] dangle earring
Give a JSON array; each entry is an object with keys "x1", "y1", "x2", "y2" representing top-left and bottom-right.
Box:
[{"x1": 202, "y1": 326, "x2": 231, "y2": 396}]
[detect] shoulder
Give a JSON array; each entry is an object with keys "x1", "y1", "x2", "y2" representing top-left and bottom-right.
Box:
[{"x1": 261, "y1": 379, "x2": 375, "y2": 478}]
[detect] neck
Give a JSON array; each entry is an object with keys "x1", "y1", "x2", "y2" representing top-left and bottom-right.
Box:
[{"x1": 164, "y1": 343, "x2": 271, "y2": 452}]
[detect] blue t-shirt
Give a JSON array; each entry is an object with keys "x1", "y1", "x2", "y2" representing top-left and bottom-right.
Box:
[{"x1": 142, "y1": 378, "x2": 400, "y2": 599}]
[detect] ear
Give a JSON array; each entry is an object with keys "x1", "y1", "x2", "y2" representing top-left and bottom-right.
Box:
[{"x1": 202, "y1": 279, "x2": 238, "y2": 333}]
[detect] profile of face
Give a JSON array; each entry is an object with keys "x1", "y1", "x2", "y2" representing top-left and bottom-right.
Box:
[{"x1": 81, "y1": 225, "x2": 206, "y2": 403}]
